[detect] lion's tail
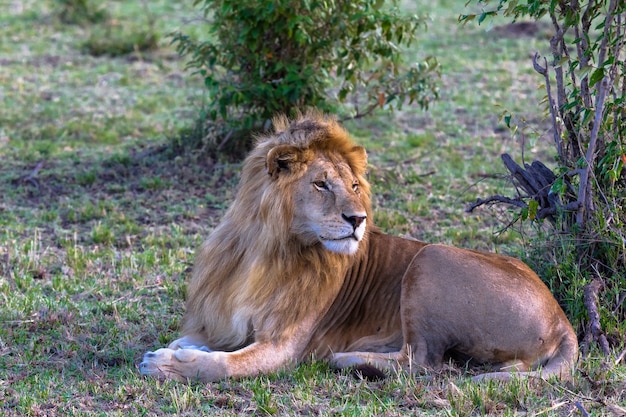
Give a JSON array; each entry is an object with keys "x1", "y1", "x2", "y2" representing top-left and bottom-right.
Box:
[{"x1": 473, "y1": 332, "x2": 579, "y2": 382}]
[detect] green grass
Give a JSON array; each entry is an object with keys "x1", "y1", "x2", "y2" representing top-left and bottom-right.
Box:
[{"x1": 1, "y1": 0, "x2": 625, "y2": 416}]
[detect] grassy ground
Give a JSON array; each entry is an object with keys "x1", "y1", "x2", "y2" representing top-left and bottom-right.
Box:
[{"x1": 1, "y1": 0, "x2": 625, "y2": 416}]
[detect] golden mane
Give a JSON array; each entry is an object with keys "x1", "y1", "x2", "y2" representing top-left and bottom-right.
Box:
[{"x1": 182, "y1": 110, "x2": 371, "y2": 350}]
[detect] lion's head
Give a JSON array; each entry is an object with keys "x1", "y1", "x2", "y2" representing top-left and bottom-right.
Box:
[
  {"x1": 228, "y1": 110, "x2": 372, "y2": 256},
  {"x1": 266, "y1": 139, "x2": 368, "y2": 255}
]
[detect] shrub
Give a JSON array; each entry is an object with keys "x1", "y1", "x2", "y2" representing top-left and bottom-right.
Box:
[
  {"x1": 82, "y1": 23, "x2": 159, "y2": 57},
  {"x1": 80, "y1": 3, "x2": 159, "y2": 57},
  {"x1": 54, "y1": 0, "x2": 109, "y2": 25},
  {"x1": 464, "y1": 1, "x2": 626, "y2": 352},
  {"x1": 171, "y1": 0, "x2": 439, "y2": 157}
]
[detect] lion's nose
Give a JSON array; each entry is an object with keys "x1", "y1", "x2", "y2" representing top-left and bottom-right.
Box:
[{"x1": 342, "y1": 213, "x2": 366, "y2": 230}]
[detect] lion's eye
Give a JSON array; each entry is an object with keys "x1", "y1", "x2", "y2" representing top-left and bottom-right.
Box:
[
  {"x1": 313, "y1": 180, "x2": 328, "y2": 191},
  {"x1": 352, "y1": 183, "x2": 359, "y2": 193}
]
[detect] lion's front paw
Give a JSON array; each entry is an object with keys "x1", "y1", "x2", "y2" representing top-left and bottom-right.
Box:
[
  {"x1": 140, "y1": 348, "x2": 199, "y2": 382},
  {"x1": 140, "y1": 348, "x2": 227, "y2": 382}
]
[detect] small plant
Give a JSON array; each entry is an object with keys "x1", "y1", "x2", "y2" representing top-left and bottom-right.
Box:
[
  {"x1": 91, "y1": 221, "x2": 114, "y2": 245},
  {"x1": 171, "y1": 0, "x2": 439, "y2": 157},
  {"x1": 76, "y1": 169, "x2": 97, "y2": 187},
  {"x1": 54, "y1": 0, "x2": 108, "y2": 25},
  {"x1": 140, "y1": 176, "x2": 167, "y2": 191},
  {"x1": 82, "y1": 23, "x2": 159, "y2": 57},
  {"x1": 81, "y1": 1, "x2": 159, "y2": 57},
  {"x1": 251, "y1": 379, "x2": 278, "y2": 415}
]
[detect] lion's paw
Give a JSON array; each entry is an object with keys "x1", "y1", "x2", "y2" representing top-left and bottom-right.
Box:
[{"x1": 140, "y1": 348, "x2": 200, "y2": 381}]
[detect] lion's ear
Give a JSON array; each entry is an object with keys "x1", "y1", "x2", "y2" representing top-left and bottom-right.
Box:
[
  {"x1": 352, "y1": 146, "x2": 367, "y2": 163},
  {"x1": 266, "y1": 145, "x2": 305, "y2": 178},
  {"x1": 350, "y1": 146, "x2": 368, "y2": 173}
]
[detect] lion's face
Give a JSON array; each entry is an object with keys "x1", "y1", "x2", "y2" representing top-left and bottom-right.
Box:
[{"x1": 289, "y1": 153, "x2": 368, "y2": 255}]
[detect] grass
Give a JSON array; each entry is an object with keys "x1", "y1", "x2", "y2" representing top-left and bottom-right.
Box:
[{"x1": 1, "y1": 0, "x2": 625, "y2": 416}]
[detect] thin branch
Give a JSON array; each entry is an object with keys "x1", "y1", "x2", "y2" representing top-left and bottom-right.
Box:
[
  {"x1": 577, "y1": 0, "x2": 594, "y2": 109},
  {"x1": 21, "y1": 160, "x2": 45, "y2": 189},
  {"x1": 576, "y1": 67, "x2": 612, "y2": 226},
  {"x1": 533, "y1": 53, "x2": 564, "y2": 160},
  {"x1": 465, "y1": 195, "x2": 527, "y2": 213},
  {"x1": 341, "y1": 101, "x2": 380, "y2": 122},
  {"x1": 548, "y1": 15, "x2": 566, "y2": 116},
  {"x1": 574, "y1": 401, "x2": 591, "y2": 417}
]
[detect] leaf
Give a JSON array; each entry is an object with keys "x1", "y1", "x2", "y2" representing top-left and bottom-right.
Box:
[
  {"x1": 521, "y1": 207, "x2": 529, "y2": 221},
  {"x1": 550, "y1": 177, "x2": 564, "y2": 195},
  {"x1": 589, "y1": 67, "x2": 605, "y2": 88},
  {"x1": 378, "y1": 92, "x2": 385, "y2": 107},
  {"x1": 459, "y1": 14, "x2": 476, "y2": 24},
  {"x1": 504, "y1": 114, "x2": 512, "y2": 128},
  {"x1": 528, "y1": 199, "x2": 539, "y2": 221}
]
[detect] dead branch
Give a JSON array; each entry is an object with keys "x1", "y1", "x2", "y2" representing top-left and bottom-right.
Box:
[
  {"x1": 583, "y1": 278, "x2": 611, "y2": 356},
  {"x1": 468, "y1": 154, "x2": 581, "y2": 225}
]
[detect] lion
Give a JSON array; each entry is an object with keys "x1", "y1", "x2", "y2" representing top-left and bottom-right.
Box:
[{"x1": 140, "y1": 110, "x2": 578, "y2": 382}]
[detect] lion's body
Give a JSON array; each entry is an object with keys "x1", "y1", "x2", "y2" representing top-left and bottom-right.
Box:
[{"x1": 140, "y1": 111, "x2": 578, "y2": 382}]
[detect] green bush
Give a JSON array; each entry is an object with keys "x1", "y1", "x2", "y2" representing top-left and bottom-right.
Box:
[
  {"x1": 82, "y1": 23, "x2": 159, "y2": 57},
  {"x1": 54, "y1": 0, "x2": 109, "y2": 25},
  {"x1": 465, "y1": 0, "x2": 626, "y2": 350},
  {"x1": 171, "y1": 0, "x2": 439, "y2": 157}
]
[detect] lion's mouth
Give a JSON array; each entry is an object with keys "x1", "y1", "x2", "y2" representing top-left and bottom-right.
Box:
[
  {"x1": 319, "y1": 232, "x2": 362, "y2": 255},
  {"x1": 323, "y1": 234, "x2": 358, "y2": 242}
]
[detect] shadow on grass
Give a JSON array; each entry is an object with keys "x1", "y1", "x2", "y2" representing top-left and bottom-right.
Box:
[{"x1": 1, "y1": 144, "x2": 240, "y2": 246}]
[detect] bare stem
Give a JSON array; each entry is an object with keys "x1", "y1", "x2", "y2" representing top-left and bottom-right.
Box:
[{"x1": 575, "y1": 0, "x2": 618, "y2": 227}]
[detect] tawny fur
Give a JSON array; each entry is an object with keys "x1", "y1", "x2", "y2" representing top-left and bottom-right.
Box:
[{"x1": 140, "y1": 110, "x2": 578, "y2": 382}]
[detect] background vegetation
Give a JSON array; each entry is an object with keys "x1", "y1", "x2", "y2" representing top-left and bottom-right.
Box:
[
  {"x1": 463, "y1": 0, "x2": 626, "y2": 353},
  {"x1": 1, "y1": 0, "x2": 624, "y2": 416},
  {"x1": 170, "y1": 0, "x2": 439, "y2": 157}
]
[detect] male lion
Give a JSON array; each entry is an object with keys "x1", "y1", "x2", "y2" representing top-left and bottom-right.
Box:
[{"x1": 140, "y1": 111, "x2": 578, "y2": 382}]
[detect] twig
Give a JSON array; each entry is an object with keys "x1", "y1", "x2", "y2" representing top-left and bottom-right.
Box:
[
  {"x1": 574, "y1": 401, "x2": 590, "y2": 417},
  {"x1": 216, "y1": 129, "x2": 234, "y2": 151},
  {"x1": 604, "y1": 402, "x2": 626, "y2": 416},
  {"x1": 465, "y1": 195, "x2": 526, "y2": 213},
  {"x1": 533, "y1": 52, "x2": 563, "y2": 161},
  {"x1": 532, "y1": 401, "x2": 568, "y2": 416},
  {"x1": 613, "y1": 292, "x2": 626, "y2": 315},
  {"x1": 341, "y1": 101, "x2": 380, "y2": 122},
  {"x1": 21, "y1": 160, "x2": 45, "y2": 188}
]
